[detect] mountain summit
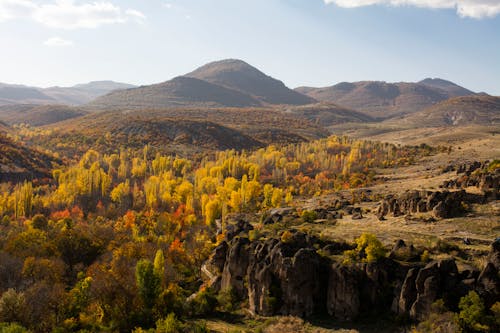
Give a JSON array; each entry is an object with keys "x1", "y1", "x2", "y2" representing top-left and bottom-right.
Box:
[{"x1": 186, "y1": 59, "x2": 315, "y2": 105}]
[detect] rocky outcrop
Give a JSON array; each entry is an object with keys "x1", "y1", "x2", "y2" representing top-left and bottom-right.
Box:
[
  {"x1": 204, "y1": 227, "x2": 500, "y2": 322},
  {"x1": 376, "y1": 189, "x2": 485, "y2": 220},
  {"x1": 441, "y1": 161, "x2": 499, "y2": 200},
  {"x1": 477, "y1": 239, "x2": 500, "y2": 307}
]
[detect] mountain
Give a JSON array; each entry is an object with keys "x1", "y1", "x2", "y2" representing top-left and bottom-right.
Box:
[
  {"x1": 295, "y1": 79, "x2": 475, "y2": 119},
  {"x1": 89, "y1": 76, "x2": 263, "y2": 109},
  {"x1": 90, "y1": 59, "x2": 315, "y2": 109},
  {"x1": 280, "y1": 102, "x2": 375, "y2": 127},
  {"x1": 388, "y1": 95, "x2": 500, "y2": 127},
  {"x1": 0, "y1": 84, "x2": 55, "y2": 106},
  {"x1": 0, "y1": 104, "x2": 88, "y2": 126},
  {"x1": 0, "y1": 81, "x2": 136, "y2": 106},
  {"x1": 186, "y1": 59, "x2": 315, "y2": 105},
  {"x1": 72, "y1": 81, "x2": 136, "y2": 95},
  {"x1": 418, "y1": 78, "x2": 475, "y2": 97}
]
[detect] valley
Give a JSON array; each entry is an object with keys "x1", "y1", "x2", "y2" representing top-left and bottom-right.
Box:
[{"x1": 0, "y1": 59, "x2": 498, "y2": 333}]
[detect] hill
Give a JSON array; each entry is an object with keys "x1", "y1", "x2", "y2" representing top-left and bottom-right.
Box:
[
  {"x1": 186, "y1": 59, "x2": 315, "y2": 105},
  {"x1": 88, "y1": 76, "x2": 263, "y2": 109},
  {"x1": 280, "y1": 102, "x2": 375, "y2": 127},
  {"x1": 0, "y1": 132, "x2": 58, "y2": 182},
  {"x1": 0, "y1": 104, "x2": 88, "y2": 126},
  {"x1": 32, "y1": 112, "x2": 269, "y2": 158},
  {"x1": 388, "y1": 95, "x2": 500, "y2": 127},
  {"x1": 24, "y1": 106, "x2": 328, "y2": 159},
  {"x1": 296, "y1": 79, "x2": 475, "y2": 119},
  {"x1": 0, "y1": 81, "x2": 136, "y2": 106},
  {"x1": 0, "y1": 83, "x2": 55, "y2": 106}
]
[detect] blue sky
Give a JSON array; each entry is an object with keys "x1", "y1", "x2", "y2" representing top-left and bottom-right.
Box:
[{"x1": 0, "y1": 0, "x2": 499, "y2": 94}]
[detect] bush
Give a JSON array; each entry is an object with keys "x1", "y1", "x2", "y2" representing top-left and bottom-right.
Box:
[
  {"x1": 421, "y1": 250, "x2": 431, "y2": 263},
  {"x1": 301, "y1": 210, "x2": 317, "y2": 223},
  {"x1": 156, "y1": 313, "x2": 183, "y2": 333},
  {"x1": 30, "y1": 214, "x2": 48, "y2": 230},
  {"x1": 0, "y1": 323, "x2": 31, "y2": 333},
  {"x1": 217, "y1": 288, "x2": 239, "y2": 312},
  {"x1": 280, "y1": 230, "x2": 293, "y2": 243},
  {"x1": 458, "y1": 291, "x2": 489, "y2": 332},
  {"x1": 413, "y1": 299, "x2": 462, "y2": 333},
  {"x1": 189, "y1": 289, "x2": 217, "y2": 316},
  {"x1": 343, "y1": 233, "x2": 386, "y2": 264}
]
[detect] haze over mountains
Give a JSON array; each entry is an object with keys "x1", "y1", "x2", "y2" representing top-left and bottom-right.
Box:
[
  {"x1": 0, "y1": 59, "x2": 498, "y2": 138},
  {"x1": 0, "y1": 81, "x2": 136, "y2": 106}
]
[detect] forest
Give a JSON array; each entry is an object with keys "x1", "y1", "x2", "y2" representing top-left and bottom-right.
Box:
[{"x1": 0, "y1": 136, "x2": 438, "y2": 332}]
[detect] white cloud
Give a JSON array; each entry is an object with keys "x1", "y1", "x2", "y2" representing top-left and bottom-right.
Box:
[
  {"x1": 44, "y1": 36, "x2": 73, "y2": 46},
  {"x1": 0, "y1": 0, "x2": 36, "y2": 21},
  {"x1": 125, "y1": 8, "x2": 146, "y2": 23},
  {"x1": 0, "y1": 0, "x2": 146, "y2": 28},
  {"x1": 323, "y1": 0, "x2": 500, "y2": 18}
]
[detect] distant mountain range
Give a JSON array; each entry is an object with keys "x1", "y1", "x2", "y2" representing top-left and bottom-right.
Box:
[
  {"x1": 0, "y1": 81, "x2": 135, "y2": 106},
  {"x1": 0, "y1": 59, "x2": 497, "y2": 133},
  {"x1": 296, "y1": 78, "x2": 476, "y2": 119}
]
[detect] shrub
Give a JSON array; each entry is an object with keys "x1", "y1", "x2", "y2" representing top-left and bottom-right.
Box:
[
  {"x1": 458, "y1": 291, "x2": 489, "y2": 332},
  {"x1": 0, "y1": 323, "x2": 31, "y2": 333},
  {"x1": 189, "y1": 289, "x2": 217, "y2": 316},
  {"x1": 217, "y1": 288, "x2": 239, "y2": 312},
  {"x1": 156, "y1": 313, "x2": 183, "y2": 333},
  {"x1": 280, "y1": 230, "x2": 294, "y2": 243},
  {"x1": 343, "y1": 233, "x2": 386, "y2": 264},
  {"x1": 413, "y1": 299, "x2": 462, "y2": 333},
  {"x1": 421, "y1": 250, "x2": 431, "y2": 263},
  {"x1": 30, "y1": 214, "x2": 48, "y2": 230},
  {"x1": 301, "y1": 210, "x2": 317, "y2": 223}
]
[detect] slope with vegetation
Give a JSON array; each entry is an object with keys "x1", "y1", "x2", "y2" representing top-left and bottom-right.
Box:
[{"x1": 0, "y1": 104, "x2": 88, "y2": 126}]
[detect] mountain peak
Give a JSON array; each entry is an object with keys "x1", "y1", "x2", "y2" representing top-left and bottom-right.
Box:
[
  {"x1": 418, "y1": 78, "x2": 474, "y2": 97},
  {"x1": 186, "y1": 59, "x2": 315, "y2": 105}
]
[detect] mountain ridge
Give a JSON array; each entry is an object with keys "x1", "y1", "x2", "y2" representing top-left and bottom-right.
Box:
[{"x1": 296, "y1": 79, "x2": 477, "y2": 119}]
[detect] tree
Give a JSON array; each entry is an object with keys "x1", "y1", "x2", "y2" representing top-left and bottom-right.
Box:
[
  {"x1": 154, "y1": 250, "x2": 166, "y2": 288},
  {"x1": 458, "y1": 291, "x2": 489, "y2": 332},
  {"x1": 0, "y1": 289, "x2": 26, "y2": 324},
  {"x1": 135, "y1": 259, "x2": 161, "y2": 310}
]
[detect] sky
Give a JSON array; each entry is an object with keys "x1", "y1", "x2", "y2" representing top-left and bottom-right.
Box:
[{"x1": 0, "y1": 0, "x2": 499, "y2": 94}]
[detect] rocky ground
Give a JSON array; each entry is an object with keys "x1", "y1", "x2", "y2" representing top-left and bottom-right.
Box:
[{"x1": 194, "y1": 139, "x2": 500, "y2": 332}]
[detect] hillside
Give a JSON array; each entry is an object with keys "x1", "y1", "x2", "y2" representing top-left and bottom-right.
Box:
[
  {"x1": 0, "y1": 132, "x2": 58, "y2": 182},
  {"x1": 0, "y1": 104, "x2": 88, "y2": 126},
  {"x1": 29, "y1": 112, "x2": 270, "y2": 158},
  {"x1": 388, "y1": 95, "x2": 500, "y2": 127},
  {"x1": 88, "y1": 76, "x2": 263, "y2": 109},
  {"x1": 296, "y1": 79, "x2": 474, "y2": 119},
  {"x1": 186, "y1": 59, "x2": 315, "y2": 105},
  {"x1": 0, "y1": 84, "x2": 55, "y2": 106},
  {"x1": 280, "y1": 102, "x2": 375, "y2": 127},
  {"x1": 0, "y1": 81, "x2": 136, "y2": 106}
]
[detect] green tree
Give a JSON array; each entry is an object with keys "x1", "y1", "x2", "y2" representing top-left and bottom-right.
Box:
[
  {"x1": 136, "y1": 259, "x2": 161, "y2": 309},
  {"x1": 458, "y1": 291, "x2": 489, "y2": 332}
]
